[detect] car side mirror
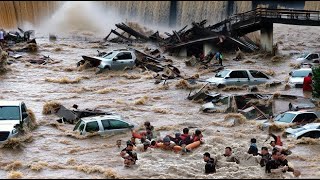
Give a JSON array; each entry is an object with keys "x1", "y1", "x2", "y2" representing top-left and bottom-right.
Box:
[
  {"x1": 289, "y1": 72, "x2": 292, "y2": 76},
  {"x1": 113, "y1": 57, "x2": 118, "y2": 61},
  {"x1": 225, "y1": 76, "x2": 230, "y2": 79},
  {"x1": 22, "y1": 112, "x2": 28, "y2": 119}
]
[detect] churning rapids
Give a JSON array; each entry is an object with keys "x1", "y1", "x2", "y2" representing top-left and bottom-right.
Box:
[{"x1": 1, "y1": 3, "x2": 320, "y2": 180}]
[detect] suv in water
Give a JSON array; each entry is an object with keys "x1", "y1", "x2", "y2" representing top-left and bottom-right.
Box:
[{"x1": 0, "y1": 101, "x2": 31, "y2": 142}]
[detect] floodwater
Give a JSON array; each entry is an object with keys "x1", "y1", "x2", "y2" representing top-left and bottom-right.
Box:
[{"x1": 0, "y1": 24, "x2": 320, "y2": 179}]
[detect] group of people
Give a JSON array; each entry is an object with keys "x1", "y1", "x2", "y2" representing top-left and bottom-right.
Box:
[
  {"x1": 119, "y1": 122, "x2": 300, "y2": 177},
  {"x1": 119, "y1": 121, "x2": 205, "y2": 167},
  {"x1": 203, "y1": 132, "x2": 300, "y2": 177}
]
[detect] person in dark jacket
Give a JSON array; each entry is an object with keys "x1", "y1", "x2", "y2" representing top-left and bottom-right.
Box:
[
  {"x1": 247, "y1": 138, "x2": 259, "y2": 156},
  {"x1": 203, "y1": 152, "x2": 216, "y2": 174},
  {"x1": 258, "y1": 147, "x2": 271, "y2": 167}
]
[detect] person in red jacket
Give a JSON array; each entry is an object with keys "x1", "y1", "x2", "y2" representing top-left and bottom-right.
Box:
[{"x1": 303, "y1": 73, "x2": 312, "y2": 91}]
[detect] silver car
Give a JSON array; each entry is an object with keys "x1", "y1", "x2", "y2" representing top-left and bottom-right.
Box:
[
  {"x1": 285, "y1": 123, "x2": 320, "y2": 139},
  {"x1": 73, "y1": 115, "x2": 137, "y2": 136},
  {"x1": 205, "y1": 69, "x2": 279, "y2": 87},
  {"x1": 296, "y1": 52, "x2": 320, "y2": 65},
  {"x1": 288, "y1": 68, "x2": 312, "y2": 88}
]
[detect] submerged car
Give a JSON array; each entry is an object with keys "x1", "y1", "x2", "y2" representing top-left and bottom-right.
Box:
[
  {"x1": 73, "y1": 115, "x2": 137, "y2": 136},
  {"x1": 79, "y1": 49, "x2": 136, "y2": 73},
  {"x1": 296, "y1": 52, "x2": 320, "y2": 66},
  {"x1": 285, "y1": 123, "x2": 320, "y2": 139},
  {"x1": 288, "y1": 68, "x2": 312, "y2": 88},
  {"x1": 261, "y1": 111, "x2": 319, "y2": 130},
  {"x1": 0, "y1": 101, "x2": 31, "y2": 142},
  {"x1": 205, "y1": 69, "x2": 280, "y2": 87}
]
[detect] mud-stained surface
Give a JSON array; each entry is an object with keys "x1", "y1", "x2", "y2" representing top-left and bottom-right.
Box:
[{"x1": 1, "y1": 24, "x2": 320, "y2": 179}]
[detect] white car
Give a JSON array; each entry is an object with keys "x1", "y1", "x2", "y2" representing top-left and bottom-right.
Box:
[
  {"x1": 0, "y1": 101, "x2": 30, "y2": 142},
  {"x1": 296, "y1": 52, "x2": 320, "y2": 65},
  {"x1": 261, "y1": 111, "x2": 319, "y2": 130},
  {"x1": 285, "y1": 123, "x2": 320, "y2": 139},
  {"x1": 205, "y1": 69, "x2": 280, "y2": 88},
  {"x1": 73, "y1": 115, "x2": 137, "y2": 136},
  {"x1": 288, "y1": 68, "x2": 312, "y2": 88}
]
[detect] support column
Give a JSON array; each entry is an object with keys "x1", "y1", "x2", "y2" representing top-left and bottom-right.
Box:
[
  {"x1": 260, "y1": 22, "x2": 273, "y2": 53},
  {"x1": 203, "y1": 42, "x2": 216, "y2": 56},
  {"x1": 178, "y1": 47, "x2": 187, "y2": 57}
]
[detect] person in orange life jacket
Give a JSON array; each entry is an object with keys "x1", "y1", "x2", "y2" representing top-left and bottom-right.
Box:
[{"x1": 303, "y1": 73, "x2": 312, "y2": 91}]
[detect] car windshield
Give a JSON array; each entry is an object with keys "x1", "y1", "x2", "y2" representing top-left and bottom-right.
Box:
[
  {"x1": 298, "y1": 53, "x2": 309, "y2": 58},
  {"x1": 0, "y1": 106, "x2": 20, "y2": 120},
  {"x1": 275, "y1": 113, "x2": 296, "y2": 123},
  {"x1": 102, "y1": 51, "x2": 117, "y2": 59},
  {"x1": 73, "y1": 120, "x2": 83, "y2": 131},
  {"x1": 215, "y1": 70, "x2": 230, "y2": 78},
  {"x1": 292, "y1": 70, "x2": 311, "y2": 77}
]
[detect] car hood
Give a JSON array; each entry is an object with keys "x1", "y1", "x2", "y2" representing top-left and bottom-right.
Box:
[
  {"x1": 205, "y1": 77, "x2": 225, "y2": 84},
  {"x1": 296, "y1": 57, "x2": 306, "y2": 61},
  {"x1": 0, "y1": 121, "x2": 19, "y2": 131},
  {"x1": 93, "y1": 56, "x2": 110, "y2": 62},
  {"x1": 288, "y1": 77, "x2": 304, "y2": 84}
]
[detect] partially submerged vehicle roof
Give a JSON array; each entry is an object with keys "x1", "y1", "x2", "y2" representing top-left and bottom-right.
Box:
[
  {"x1": 0, "y1": 101, "x2": 22, "y2": 106},
  {"x1": 292, "y1": 68, "x2": 312, "y2": 71},
  {"x1": 80, "y1": 114, "x2": 123, "y2": 122},
  {"x1": 281, "y1": 110, "x2": 317, "y2": 115},
  {"x1": 220, "y1": 69, "x2": 268, "y2": 71}
]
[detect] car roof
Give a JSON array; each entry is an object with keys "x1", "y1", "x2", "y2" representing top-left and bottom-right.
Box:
[
  {"x1": 80, "y1": 114, "x2": 123, "y2": 122},
  {"x1": 302, "y1": 123, "x2": 320, "y2": 129},
  {"x1": 292, "y1": 68, "x2": 312, "y2": 71},
  {"x1": 283, "y1": 111, "x2": 316, "y2": 115},
  {"x1": 0, "y1": 101, "x2": 22, "y2": 106}
]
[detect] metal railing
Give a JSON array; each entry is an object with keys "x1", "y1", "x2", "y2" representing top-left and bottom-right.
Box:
[{"x1": 229, "y1": 8, "x2": 320, "y2": 25}]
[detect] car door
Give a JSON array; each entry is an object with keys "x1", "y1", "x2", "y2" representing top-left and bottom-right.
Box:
[
  {"x1": 228, "y1": 70, "x2": 250, "y2": 86},
  {"x1": 111, "y1": 52, "x2": 124, "y2": 70},
  {"x1": 20, "y1": 103, "x2": 30, "y2": 125},
  {"x1": 226, "y1": 71, "x2": 245, "y2": 86},
  {"x1": 249, "y1": 70, "x2": 269, "y2": 85},
  {"x1": 112, "y1": 52, "x2": 133, "y2": 70},
  {"x1": 84, "y1": 121, "x2": 101, "y2": 135}
]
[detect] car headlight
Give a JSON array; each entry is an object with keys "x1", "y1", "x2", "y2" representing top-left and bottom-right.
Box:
[{"x1": 11, "y1": 128, "x2": 18, "y2": 135}]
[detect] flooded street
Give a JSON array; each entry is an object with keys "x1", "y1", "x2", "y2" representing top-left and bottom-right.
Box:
[{"x1": 0, "y1": 23, "x2": 320, "y2": 179}]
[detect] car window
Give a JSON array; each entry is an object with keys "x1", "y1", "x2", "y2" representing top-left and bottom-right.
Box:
[
  {"x1": 229, "y1": 71, "x2": 248, "y2": 78},
  {"x1": 101, "y1": 120, "x2": 111, "y2": 130},
  {"x1": 299, "y1": 130, "x2": 320, "y2": 139},
  {"x1": 307, "y1": 54, "x2": 318, "y2": 60},
  {"x1": 85, "y1": 121, "x2": 100, "y2": 132},
  {"x1": 275, "y1": 113, "x2": 296, "y2": 123},
  {"x1": 249, "y1": 70, "x2": 269, "y2": 79},
  {"x1": 215, "y1": 70, "x2": 230, "y2": 78},
  {"x1": 79, "y1": 124, "x2": 85, "y2": 132},
  {"x1": 291, "y1": 70, "x2": 312, "y2": 77},
  {"x1": 0, "y1": 106, "x2": 21, "y2": 120},
  {"x1": 74, "y1": 120, "x2": 83, "y2": 131},
  {"x1": 292, "y1": 113, "x2": 316, "y2": 123},
  {"x1": 109, "y1": 119, "x2": 129, "y2": 129},
  {"x1": 116, "y1": 52, "x2": 132, "y2": 60}
]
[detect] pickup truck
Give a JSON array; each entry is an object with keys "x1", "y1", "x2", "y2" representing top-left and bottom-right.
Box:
[{"x1": 0, "y1": 101, "x2": 31, "y2": 142}]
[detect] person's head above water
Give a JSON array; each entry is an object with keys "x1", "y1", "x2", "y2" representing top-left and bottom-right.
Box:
[
  {"x1": 251, "y1": 138, "x2": 257, "y2": 144},
  {"x1": 183, "y1": 128, "x2": 189, "y2": 134}
]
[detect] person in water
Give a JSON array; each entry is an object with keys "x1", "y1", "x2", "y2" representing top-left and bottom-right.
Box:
[
  {"x1": 178, "y1": 128, "x2": 192, "y2": 146},
  {"x1": 191, "y1": 129, "x2": 204, "y2": 143},
  {"x1": 161, "y1": 136, "x2": 176, "y2": 150},
  {"x1": 247, "y1": 138, "x2": 258, "y2": 156},
  {"x1": 223, "y1": 147, "x2": 240, "y2": 164},
  {"x1": 120, "y1": 142, "x2": 138, "y2": 167},
  {"x1": 203, "y1": 152, "x2": 216, "y2": 174},
  {"x1": 258, "y1": 147, "x2": 271, "y2": 167}
]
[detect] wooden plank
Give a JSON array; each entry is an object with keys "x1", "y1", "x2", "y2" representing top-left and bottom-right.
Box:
[
  {"x1": 110, "y1": 29, "x2": 133, "y2": 42},
  {"x1": 115, "y1": 23, "x2": 149, "y2": 40}
]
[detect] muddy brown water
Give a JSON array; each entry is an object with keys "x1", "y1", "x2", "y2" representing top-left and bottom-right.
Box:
[{"x1": 0, "y1": 24, "x2": 320, "y2": 179}]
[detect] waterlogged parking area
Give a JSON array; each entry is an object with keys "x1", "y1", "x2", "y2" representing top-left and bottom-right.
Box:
[{"x1": 0, "y1": 24, "x2": 320, "y2": 179}]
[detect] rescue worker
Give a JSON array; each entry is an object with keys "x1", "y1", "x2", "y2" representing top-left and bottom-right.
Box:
[
  {"x1": 265, "y1": 133, "x2": 283, "y2": 146},
  {"x1": 203, "y1": 152, "x2": 216, "y2": 174}
]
